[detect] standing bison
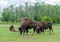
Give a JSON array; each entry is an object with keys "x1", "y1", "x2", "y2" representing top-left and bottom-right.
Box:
[
  {"x1": 37, "y1": 22, "x2": 44, "y2": 33},
  {"x1": 18, "y1": 18, "x2": 40, "y2": 35},
  {"x1": 37, "y1": 21, "x2": 53, "y2": 34}
]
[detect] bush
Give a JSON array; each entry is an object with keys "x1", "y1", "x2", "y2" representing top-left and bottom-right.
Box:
[{"x1": 41, "y1": 16, "x2": 53, "y2": 23}]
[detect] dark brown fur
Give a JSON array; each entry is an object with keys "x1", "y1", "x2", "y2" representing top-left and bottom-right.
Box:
[
  {"x1": 41, "y1": 21, "x2": 53, "y2": 34},
  {"x1": 19, "y1": 18, "x2": 40, "y2": 35},
  {"x1": 37, "y1": 22, "x2": 44, "y2": 33}
]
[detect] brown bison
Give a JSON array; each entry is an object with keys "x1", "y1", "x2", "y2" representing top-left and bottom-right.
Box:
[
  {"x1": 37, "y1": 22, "x2": 44, "y2": 33},
  {"x1": 18, "y1": 18, "x2": 40, "y2": 35},
  {"x1": 9, "y1": 25, "x2": 19, "y2": 32},
  {"x1": 39, "y1": 21, "x2": 53, "y2": 34}
]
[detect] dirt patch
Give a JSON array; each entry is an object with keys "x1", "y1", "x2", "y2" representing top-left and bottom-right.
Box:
[
  {"x1": 56, "y1": 28, "x2": 60, "y2": 29},
  {"x1": 55, "y1": 27, "x2": 60, "y2": 29},
  {"x1": 22, "y1": 36, "x2": 38, "y2": 40},
  {"x1": 57, "y1": 36, "x2": 60, "y2": 39},
  {"x1": 44, "y1": 40, "x2": 49, "y2": 42},
  {"x1": 0, "y1": 41, "x2": 1, "y2": 42},
  {"x1": 8, "y1": 40, "x2": 18, "y2": 42}
]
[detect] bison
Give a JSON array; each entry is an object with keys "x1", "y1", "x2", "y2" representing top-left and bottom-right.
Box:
[
  {"x1": 37, "y1": 22, "x2": 44, "y2": 33},
  {"x1": 9, "y1": 25, "x2": 19, "y2": 32},
  {"x1": 18, "y1": 18, "x2": 40, "y2": 35},
  {"x1": 39, "y1": 21, "x2": 53, "y2": 34}
]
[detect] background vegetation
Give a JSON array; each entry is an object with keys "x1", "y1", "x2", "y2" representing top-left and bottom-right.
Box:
[{"x1": 1, "y1": 2, "x2": 60, "y2": 23}]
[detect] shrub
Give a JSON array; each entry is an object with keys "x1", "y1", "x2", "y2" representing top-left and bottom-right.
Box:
[{"x1": 41, "y1": 16, "x2": 53, "y2": 23}]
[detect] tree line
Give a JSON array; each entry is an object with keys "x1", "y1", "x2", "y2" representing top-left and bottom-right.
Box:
[{"x1": 1, "y1": 3, "x2": 60, "y2": 23}]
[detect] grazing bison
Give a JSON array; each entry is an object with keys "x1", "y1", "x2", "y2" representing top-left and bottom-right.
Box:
[
  {"x1": 9, "y1": 25, "x2": 19, "y2": 32},
  {"x1": 37, "y1": 22, "x2": 44, "y2": 33},
  {"x1": 38, "y1": 22, "x2": 53, "y2": 34},
  {"x1": 18, "y1": 18, "x2": 40, "y2": 35}
]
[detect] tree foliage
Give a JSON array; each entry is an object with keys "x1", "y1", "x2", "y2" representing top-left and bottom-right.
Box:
[{"x1": 1, "y1": 3, "x2": 60, "y2": 23}]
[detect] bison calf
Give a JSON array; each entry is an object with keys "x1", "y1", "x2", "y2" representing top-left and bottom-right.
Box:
[{"x1": 9, "y1": 25, "x2": 19, "y2": 32}]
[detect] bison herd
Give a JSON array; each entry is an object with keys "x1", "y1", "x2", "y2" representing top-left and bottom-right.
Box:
[{"x1": 9, "y1": 18, "x2": 53, "y2": 35}]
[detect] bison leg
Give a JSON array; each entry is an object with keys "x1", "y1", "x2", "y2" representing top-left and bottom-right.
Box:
[
  {"x1": 36, "y1": 29, "x2": 40, "y2": 34},
  {"x1": 40, "y1": 26, "x2": 44, "y2": 33},
  {"x1": 49, "y1": 26, "x2": 53, "y2": 34},
  {"x1": 25, "y1": 28, "x2": 28, "y2": 35},
  {"x1": 23, "y1": 29, "x2": 25, "y2": 35},
  {"x1": 18, "y1": 28, "x2": 22, "y2": 35},
  {"x1": 49, "y1": 28, "x2": 53, "y2": 34}
]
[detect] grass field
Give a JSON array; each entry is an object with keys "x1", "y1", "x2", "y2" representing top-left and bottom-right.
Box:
[{"x1": 0, "y1": 24, "x2": 60, "y2": 42}]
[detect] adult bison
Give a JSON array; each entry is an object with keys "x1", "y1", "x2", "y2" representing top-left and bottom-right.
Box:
[
  {"x1": 18, "y1": 18, "x2": 40, "y2": 35},
  {"x1": 38, "y1": 21, "x2": 53, "y2": 34},
  {"x1": 37, "y1": 22, "x2": 44, "y2": 33}
]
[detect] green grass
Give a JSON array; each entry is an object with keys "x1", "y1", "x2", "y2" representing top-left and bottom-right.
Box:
[{"x1": 0, "y1": 24, "x2": 60, "y2": 42}]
